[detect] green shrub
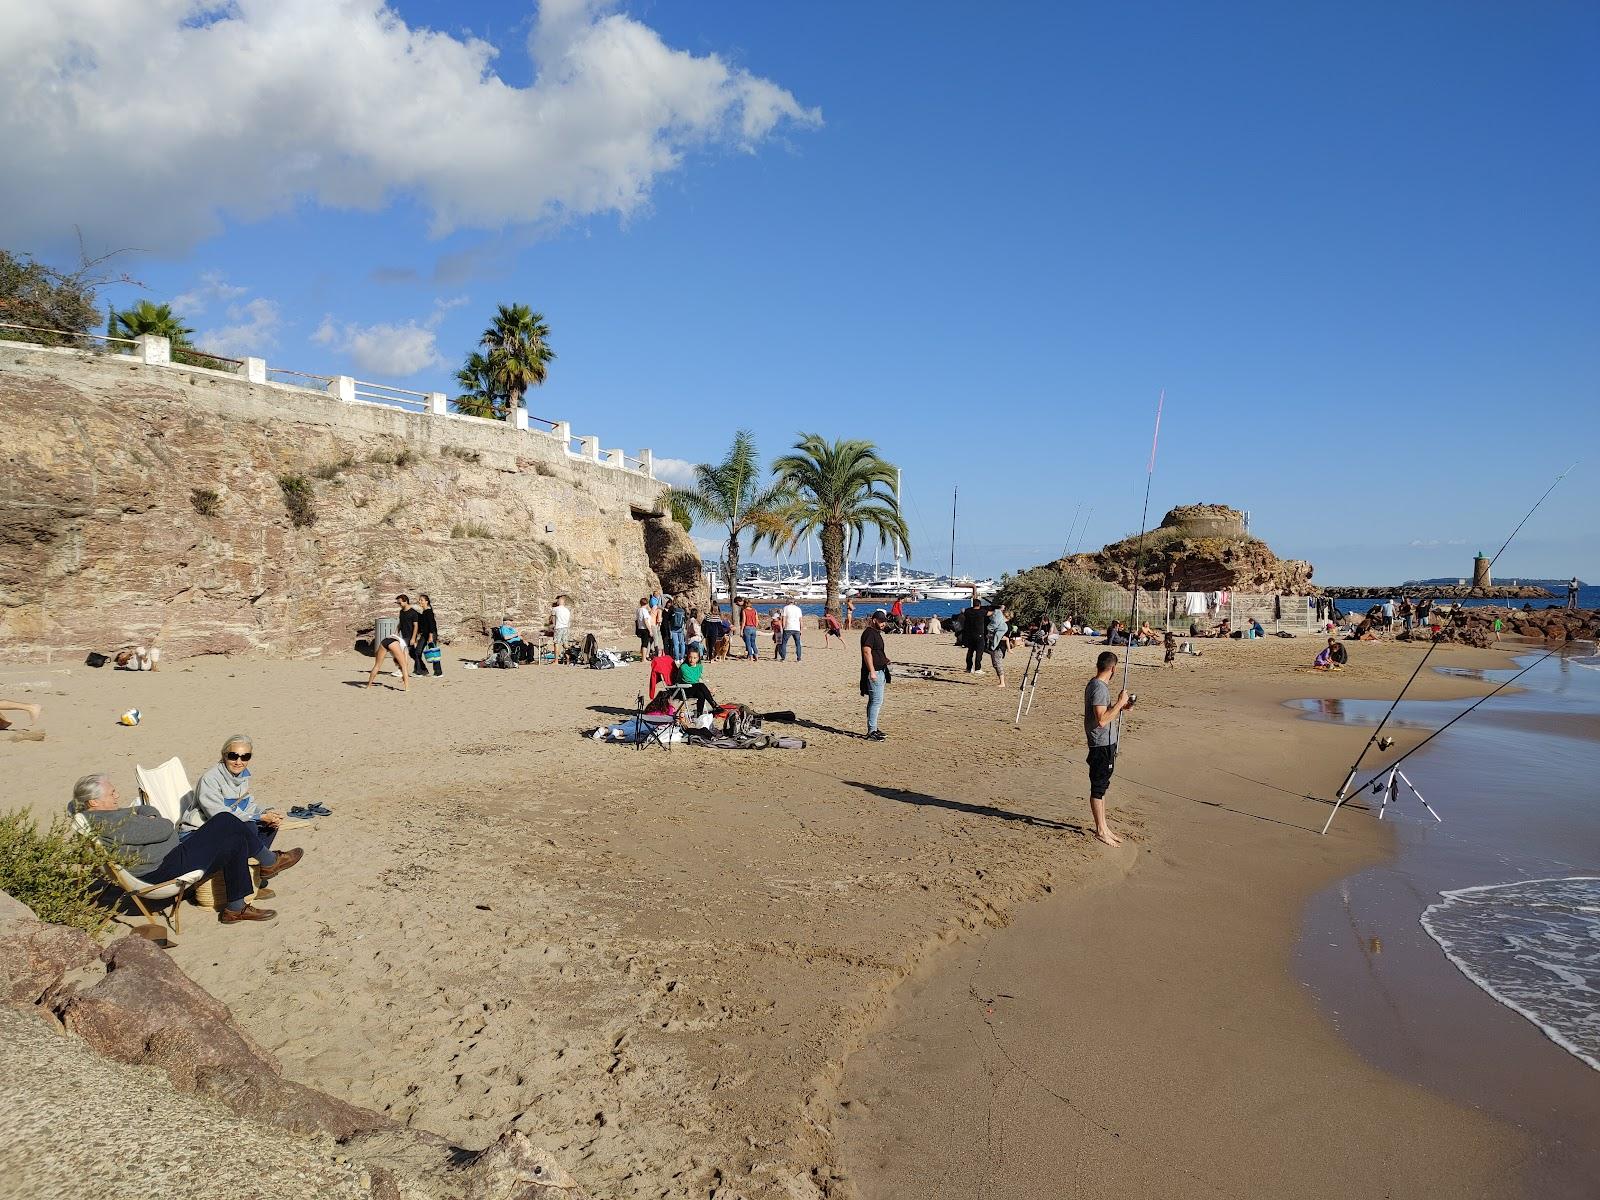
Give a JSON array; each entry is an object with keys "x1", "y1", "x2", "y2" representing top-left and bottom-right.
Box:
[
  {"x1": 277, "y1": 474, "x2": 316, "y2": 527},
  {"x1": 0, "y1": 810, "x2": 114, "y2": 935},
  {"x1": 190, "y1": 487, "x2": 221, "y2": 516}
]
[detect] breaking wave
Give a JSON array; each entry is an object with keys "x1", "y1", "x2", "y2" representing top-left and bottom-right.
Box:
[{"x1": 1421, "y1": 877, "x2": 1600, "y2": 1071}]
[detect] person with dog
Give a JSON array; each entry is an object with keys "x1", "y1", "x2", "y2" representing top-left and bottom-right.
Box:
[{"x1": 1084, "y1": 650, "x2": 1132, "y2": 847}]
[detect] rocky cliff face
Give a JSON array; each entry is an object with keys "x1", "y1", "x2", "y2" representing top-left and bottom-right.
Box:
[
  {"x1": 1061, "y1": 505, "x2": 1314, "y2": 593},
  {"x1": 0, "y1": 346, "x2": 699, "y2": 662}
]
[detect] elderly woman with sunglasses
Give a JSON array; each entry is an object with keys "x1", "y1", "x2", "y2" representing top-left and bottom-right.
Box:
[{"x1": 195, "y1": 734, "x2": 310, "y2": 868}]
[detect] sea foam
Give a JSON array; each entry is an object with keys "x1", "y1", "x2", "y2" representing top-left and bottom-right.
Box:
[{"x1": 1421, "y1": 877, "x2": 1600, "y2": 1071}]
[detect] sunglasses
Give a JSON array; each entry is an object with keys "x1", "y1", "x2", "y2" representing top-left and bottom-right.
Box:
[{"x1": 225, "y1": 751, "x2": 253, "y2": 762}]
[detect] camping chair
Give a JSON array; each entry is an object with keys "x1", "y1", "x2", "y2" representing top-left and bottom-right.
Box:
[
  {"x1": 136, "y1": 757, "x2": 198, "y2": 828},
  {"x1": 633, "y1": 690, "x2": 683, "y2": 751},
  {"x1": 70, "y1": 810, "x2": 204, "y2": 938}
]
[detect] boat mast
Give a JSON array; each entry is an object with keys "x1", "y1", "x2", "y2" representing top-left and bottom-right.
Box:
[{"x1": 949, "y1": 486, "x2": 958, "y2": 580}]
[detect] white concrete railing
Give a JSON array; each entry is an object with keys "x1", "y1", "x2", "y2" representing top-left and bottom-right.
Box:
[{"x1": 1, "y1": 327, "x2": 655, "y2": 479}]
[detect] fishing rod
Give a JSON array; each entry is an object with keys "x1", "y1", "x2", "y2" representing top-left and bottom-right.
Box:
[
  {"x1": 1069, "y1": 506, "x2": 1095, "y2": 555},
  {"x1": 1319, "y1": 645, "x2": 1562, "y2": 833},
  {"x1": 1117, "y1": 390, "x2": 1165, "y2": 726},
  {"x1": 1061, "y1": 503, "x2": 1083, "y2": 560},
  {"x1": 1320, "y1": 461, "x2": 1577, "y2": 835}
]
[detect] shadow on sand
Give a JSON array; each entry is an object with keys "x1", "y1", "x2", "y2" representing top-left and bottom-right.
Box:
[{"x1": 843, "y1": 780, "x2": 1083, "y2": 833}]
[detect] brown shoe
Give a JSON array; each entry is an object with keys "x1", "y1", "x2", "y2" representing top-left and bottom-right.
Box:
[
  {"x1": 258, "y1": 848, "x2": 303, "y2": 879},
  {"x1": 219, "y1": 904, "x2": 277, "y2": 924}
]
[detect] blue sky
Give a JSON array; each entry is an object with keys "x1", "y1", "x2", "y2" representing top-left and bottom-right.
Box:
[{"x1": 5, "y1": 1, "x2": 1596, "y2": 583}]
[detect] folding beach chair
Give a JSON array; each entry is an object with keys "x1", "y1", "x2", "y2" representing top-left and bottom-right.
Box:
[
  {"x1": 136, "y1": 757, "x2": 199, "y2": 828},
  {"x1": 70, "y1": 809, "x2": 205, "y2": 938},
  {"x1": 632, "y1": 690, "x2": 684, "y2": 751}
]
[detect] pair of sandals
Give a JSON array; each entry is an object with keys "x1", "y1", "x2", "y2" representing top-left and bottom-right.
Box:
[{"x1": 287, "y1": 803, "x2": 333, "y2": 821}]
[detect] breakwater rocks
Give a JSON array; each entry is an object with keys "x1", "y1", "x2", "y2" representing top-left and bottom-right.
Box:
[
  {"x1": 0, "y1": 888, "x2": 589, "y2": 1199},
  {"x1": 1323, "y1": 584, "x2": 1553, "y2": 600},
  {"x1": 1, "y1": 345, "x2": 699, "y2": 663},
  {"x1": 1403, "y1": 607, "x2": 1598, "y2": 648}
]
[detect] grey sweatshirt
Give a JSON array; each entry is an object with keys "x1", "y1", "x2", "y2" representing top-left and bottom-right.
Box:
[
  {"x1": 85, "y1": 805, "x2": 179, "y2": 878},
  {"x1": 194, "y1": 763, "x2": 264, "y2": 825}
]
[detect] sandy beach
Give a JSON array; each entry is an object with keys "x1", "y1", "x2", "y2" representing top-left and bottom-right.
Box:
[{"x1": 0, "y1": 629, "x2": 1544, "y2": 1197}]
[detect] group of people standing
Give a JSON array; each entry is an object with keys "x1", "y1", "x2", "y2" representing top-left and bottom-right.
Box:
[{"x1": 957, "y1": 600, "x2": 1013, "y2": 685}]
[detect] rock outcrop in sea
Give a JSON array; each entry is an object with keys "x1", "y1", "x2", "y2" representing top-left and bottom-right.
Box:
[{"x1": 1060, "y1": 503, "x2": 1315, "y2": 593}]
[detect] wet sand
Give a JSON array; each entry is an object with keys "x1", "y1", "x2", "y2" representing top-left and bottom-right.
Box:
[{"x1": 0, "y1": 632, "x2": 1541, "y2": 1197}]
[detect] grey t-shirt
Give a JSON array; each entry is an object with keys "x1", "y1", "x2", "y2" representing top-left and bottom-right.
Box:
[{"x1": 1084, "y1": 677, "x2": 1119, "y2": 748}]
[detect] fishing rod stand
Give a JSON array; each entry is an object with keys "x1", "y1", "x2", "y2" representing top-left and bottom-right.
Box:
[
  {"x1": 1375, "y1": 766, "x2": 1442, "y2": 824},
  {"x1": 1014, "y1": 640, "x2": 1049, "y2": 726},
  {"x1": 1321, "y1": 764, "x2": 1442, "y2": 834}
]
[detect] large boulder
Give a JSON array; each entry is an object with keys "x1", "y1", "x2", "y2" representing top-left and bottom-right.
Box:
[
  {"x1": 56, "y1": 934, "x2": 387, "y2": 1140},
  {"x1": 0, "y1": 888, "x2": 100, "y2": 1007}
]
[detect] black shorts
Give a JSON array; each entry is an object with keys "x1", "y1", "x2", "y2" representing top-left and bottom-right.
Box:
[{"x1": 1086, "y1": 743, "x2": 1118, "y2": 799}]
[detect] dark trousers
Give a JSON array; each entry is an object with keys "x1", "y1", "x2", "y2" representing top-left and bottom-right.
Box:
[
  {"x1": 1086, "y1": 744, "x2": 1118, "y2": 800},
  {"x1": 965, "y1": 644, "x2": 984, "y2": 671},
  {"x1": 680, "y1": 681, "x2": 717, "y2": 716},
  {"x1": 409, "y1": 641, "x2": 429, "y2": 676},
  {"x1": 147, "y1": 812, "x2": 255, "y2": 906}
]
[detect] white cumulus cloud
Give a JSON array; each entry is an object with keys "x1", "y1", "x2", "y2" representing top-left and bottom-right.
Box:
[
  {"x1": 651, "y1": 456, "x2": 700, "y2": 489},
  {"x1": 312, "y1": 316, "x2": 443, "y2": 377},
  {"x1": 0, "y1": 0, "x2": 820, "y2": 253},
  {"x1": 197, "y1": 297, "x2": 282, "y2": 357},
  {"x1": 172, "y1": 270, "x2": 248, "y2": 318}
]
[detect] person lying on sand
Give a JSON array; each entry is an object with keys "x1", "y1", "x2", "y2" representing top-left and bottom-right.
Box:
[
  {"x1": 72, "y1": 773, "x2": 302, "y2": 924},
  {"x1": 0, "y1": 699, "x2": 43, "y2": 732}
]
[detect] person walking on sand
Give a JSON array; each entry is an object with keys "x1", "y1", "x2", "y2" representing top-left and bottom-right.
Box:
[
  {"x1": 780, "y1": 597, "x2": 804, "y2": 662},
  {"x1": 861, "y1": 608, "x2": 890, "y2": 741},
  {"x1": 398, "y1": 595, "x2": 426, "y2": 680},
  {"x1": 740, "y1": 598, "x2": 761, "y2": 659},
  {"x1": 416, "y1": 594, "x2": 443, "y2": 676},
  {"x1": 987, "y1": 602, "x2": 1010, "y2": 686},
  {"x1": 1084, "y1": 650, "x2": 1132, "y2": 846}
]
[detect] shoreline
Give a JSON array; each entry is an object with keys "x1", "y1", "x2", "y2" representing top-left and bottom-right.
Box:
[
  {"x1": 836, "y1": 641, "x2": 1540, "y2": 1199},
  {"x1": 0, "y1": 635, "x2": 1544, "y2": 1197}
]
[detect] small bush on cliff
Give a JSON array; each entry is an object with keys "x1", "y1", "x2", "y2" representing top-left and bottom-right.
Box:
[
  {"x1": 441, "y1": 444, "x2": 481, "y2": 464},
  {"x1": 451, "y1": 522, "x2": 493, "y2": 539},
  {"x1": 277, "y1": 474, "x2": 317, "y2": 527},
  {"x1": 190, "y1": 487, "x2": 220, "y2": 516},
  {"x1": 311, "y1": 455, "x2": 358, "y2": 481},
  {"x1": 0, "y1": 810, "x2": 114, "y2": 935},
  {"x1": 994, "y1": 564, "x2": 1119, "y2": 628}
]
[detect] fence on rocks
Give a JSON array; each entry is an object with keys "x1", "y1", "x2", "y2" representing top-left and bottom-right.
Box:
[{"x1": 0, "y1": 325, "x2": 657, "y2": 480}]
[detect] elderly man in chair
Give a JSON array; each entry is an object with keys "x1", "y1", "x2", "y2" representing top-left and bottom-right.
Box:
[{"x1": 71, "y1": 773, "x2": 302, "y2": 924}]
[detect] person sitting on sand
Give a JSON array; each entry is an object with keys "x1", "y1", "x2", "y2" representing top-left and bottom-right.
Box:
[
  {"x1": 196, "y1": 735, "x2": 300, "y2": 861},
  {"x1": 1330, "y1": 639, "x2": 1348, "y2": 666},
  {"x1": 1209, "y1": 618, "x2": 1231, "y2": 639},
  {"x1": 1104, "y1": 620, "x2": 1129, "y2": 647},
  {"x1": 71, "y1": 773, "x2": 301, "y2": 925},
  {"x1": 1136, "y1": 621, "x2": 1157, "y2": 647},
  {"x1": 673, "y1": 647, "x2": 719, "y2": 718},
  {"x1": 1249, "y1": 618, "x2": 1265, "y2": 639},
  {"x1": 1313, "y1": 645, "x2": 1335, "y2": 670}
]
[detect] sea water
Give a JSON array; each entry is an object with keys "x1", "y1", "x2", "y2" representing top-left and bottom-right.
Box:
[
  {"x1": 1420, "y1": 876, "x2": 1600, "y2": 1072},
  {"x1": 1293, "y1": 649, "x2": 1600, "y2": 1190}
]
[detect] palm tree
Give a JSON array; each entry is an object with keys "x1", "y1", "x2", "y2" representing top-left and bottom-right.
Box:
[
  {"x1": 111, "y1": 300, "x2": 194, "y2": 347},
  {"x1": 673, "y1": 430, "x2": 793, "y2": 605},
  {"x1": 479, "y1": 303, "x2": 554, "y2": 413},
  {"x1": 771, "y1": 434, "x2": 910, "y2": 620},
  {"x1": 453, "y1": 351, "x2": 500, "y2": 418}
]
